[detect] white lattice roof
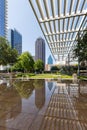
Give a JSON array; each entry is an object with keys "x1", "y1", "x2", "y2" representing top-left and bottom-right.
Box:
[{"x1": 29, "y1": 0, "x2": 87, "y2": 62}]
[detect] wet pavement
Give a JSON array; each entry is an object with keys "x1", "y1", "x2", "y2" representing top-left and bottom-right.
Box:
[{"x1": 0, "y1": 79, "x2": 87, "y2": 130}]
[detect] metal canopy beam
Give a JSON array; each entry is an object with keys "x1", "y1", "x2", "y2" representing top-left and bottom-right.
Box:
[
  {"x1": 29, "y1": 0, "x2": 87, "y2": 62},
  {"x1": 48, "y1": 40, "x2": 75, "y2": 43},
  {"x1": 45, "y1": 29, "x2": 87, "y2": 36},
  {"x1": 39, "y1": 12, "x2": 86, "y2": 23}
]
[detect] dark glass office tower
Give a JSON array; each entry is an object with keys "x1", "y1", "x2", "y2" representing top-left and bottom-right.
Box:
[
  {"x1": 35, "y1": 37, "x2": 45, "y2": 65},
  {"x1": 7, "y1": 29, "x2": 14, "y2": 47},
  {"x1": 0, "y1": 0, "x2": 7, "y2": 37},
  {"x1": 7, "y1": 29, "x2": 22, "y2": 55},
  {"x1": 13, "y1": 29, "x2": 22, "y2": 55}
]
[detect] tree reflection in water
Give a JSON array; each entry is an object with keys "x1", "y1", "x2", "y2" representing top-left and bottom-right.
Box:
[
  {"x1": 15, "y1": 79, "x2": 46, "y2": 109},
  {"x1": 15, "y1": 80, "x2": 34, "y2": 99}
]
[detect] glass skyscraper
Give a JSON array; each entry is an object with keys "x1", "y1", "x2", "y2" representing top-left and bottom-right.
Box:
[
  {"x1": 13, "y1": 29, "x2": 22, "y2": 55},
  {"x1": 48, "y1": 55, "x2": 53, "y2": 64},
  {"x1": 7, "y1": 29, "x2": 22, "y2": 55},
  {"x1": 0, "y1": 0, "x2": 7, "y2": 37},
  {"x1": 7, "y1": 29, "x2": 14, "y2": 47},
  {"x1": 35, "y1": 37, "x2": 45, "y2": 65}
]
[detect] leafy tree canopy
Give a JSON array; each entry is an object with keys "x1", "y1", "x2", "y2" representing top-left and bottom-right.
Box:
[
  {"x1": 0, "y1": 37, "x2": 18, "y2": 65},
  {"x1": 12, "y1": 51, "x2": 34, "y2": 72},
  {"x1": 73, "y1": 31, "x2": 87, "y2": 62},
  {"x1": 34, "y1": 59, "x2": 44, "y2": 72},
  {"x1": 51, "y1": 66, "x2": 59, "y2": 71}
]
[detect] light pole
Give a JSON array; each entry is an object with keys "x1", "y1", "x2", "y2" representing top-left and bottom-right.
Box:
[{"x1": 77, "y1": 31, "x2": 80, "y2": 76}]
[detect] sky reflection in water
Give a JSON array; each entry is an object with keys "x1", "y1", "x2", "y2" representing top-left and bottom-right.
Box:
[{"x1": 0, "y1": 79, "x2": 87, "y2": 130}]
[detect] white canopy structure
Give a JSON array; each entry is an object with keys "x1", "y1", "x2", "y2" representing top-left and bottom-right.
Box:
[{"x1": 29, "y1": 0, "x2": 87, "y2": 64}]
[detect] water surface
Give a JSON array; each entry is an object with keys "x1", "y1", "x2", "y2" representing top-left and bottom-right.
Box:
[{"x1": 0, "y1": 79, "x2": 87, "y2": 130}]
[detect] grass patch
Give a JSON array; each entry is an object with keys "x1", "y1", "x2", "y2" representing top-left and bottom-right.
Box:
[
  {"x1": 15, "y1": 72, "x2": 72, "y2": 79},
  {"x1": 78, "y1": 76, "x2": 87, "y2": 80},
  {"x1": 16, "y1": 73, "x2": 35, "y2": 77},
  {"x1": 28, "y1": 73, "x2": 72, "y2": 79},
  {"x1": 30, "y1": 73, "x2": 57, "y2": 79}
]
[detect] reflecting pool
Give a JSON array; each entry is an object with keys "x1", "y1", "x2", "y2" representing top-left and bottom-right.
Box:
[{"x1": 0, "y1": 79, "x2": 87, "y2": 130}]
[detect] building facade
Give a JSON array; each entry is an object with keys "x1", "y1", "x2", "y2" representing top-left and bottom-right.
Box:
[
  {"x1": 7, "y1": 29, "x2": 22, "y2": 55},
  {"x1": 13, "y1": 29, "x2": 22, "y2": 55},
  {"x1": 48, "y1": 55, "x2": 53, "y2": 64},
  {"x1": 35, "y1": 37, "x2": 45, "y2": 65},
  {"x1": 7, "y1": 29, "x2": 14, "y2": 47},
  {"x1": 0, "y1": 0, "x2": 7, "y2": 37}
]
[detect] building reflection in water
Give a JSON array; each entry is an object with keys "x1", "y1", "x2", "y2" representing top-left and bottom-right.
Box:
[
  {"x1": 47, "y1": 81, "x2": 53, "y2": 91},
  {"x1": 34, "y1": 79, "x2": 45, "y2": 109},
  {"x1": 0, "y1": 78, "x2": 87, "y2": 130}
]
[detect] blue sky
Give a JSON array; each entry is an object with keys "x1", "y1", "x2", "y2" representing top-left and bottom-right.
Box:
[{"x1": 8, "y1": 0, "x2": 54, "y2": 64}]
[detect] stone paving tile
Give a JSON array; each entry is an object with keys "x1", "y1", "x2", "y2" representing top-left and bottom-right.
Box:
[
  {"x1": 0, "y1": 112, "x2": 36, "y2": 130},
  {"x1": 12, "y1": 103, "x2": 39, "y2": 115},
  {"x1": 38, "y1": 106, "x2": 48, "y2": 116},
  {"x1": 46, "y1": 107, "x2": 87, "y2": 121},
  {"x1": 0, "y1": 126, "x2": 19, "y2": 130},
  {"x1": 0, "y1": 109, "x2": 8, "y2": 119},
  {"x1": 37, "y1": 84, "x2": 87, "y2": 130},
  {"x1": 29, "y1": 115, "x2": 44, "y2": 130},
  {"x1": 38, "y1": 116, "x2": 87, "y2": 130},
  {"x1": 0, "y1": 101, "x2": 17, "y2": 111},
  {"x1": 0, "y1": 81, "x2": 87, "y2": 130}
]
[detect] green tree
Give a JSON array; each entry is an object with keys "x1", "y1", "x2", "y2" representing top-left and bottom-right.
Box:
[
  {"x1": 11, "y1": 61, "x2": 23, "y2": 72},
  {"x1": 73, "y1": 31, "x2": 87, "y2": 62},
  {"x1": 0, "y1": 37, "x2": 18, "y2": 65},
  {"x1": 12, "y1": 52, "x2": 34, "y2": 72},
  {"x1": 51, "y1": 66, "x2": 59, "y2": 71},
  {"x1": 7, "y1": 47, "x2": 18, "y2": 64},
  {"x1": 0, "y1": 37, "x2": 9, "y2": 65},
  {"x1": 82, "y1": 31, "x2": 87, "y2": 61},
  {"x1": 34, "y1": 59, "x2": 44, "y2": 73},
  {"x1": 73, "y1": 31, "x2": 87, "y2": 75}
]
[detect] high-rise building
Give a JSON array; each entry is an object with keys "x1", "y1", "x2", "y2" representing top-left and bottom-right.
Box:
[
  {"x1": 0, "y1": 0, "x2": 7, "y2": 37},
  {"x1": 48, "y1": 55, "x2": 53, "y2": 64},
  {"x1": 7, "y1": 29, "x2": 22, "y2": 55},
  {"x1": 13, "y1": 29, "x2": 22, "y2": 55},
  {"x1": 7, "y1": 29, "x2": 14, "y2": 47},
  {"x1": 35, "y1": 37, "x2": 45, "y2": 65}
]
